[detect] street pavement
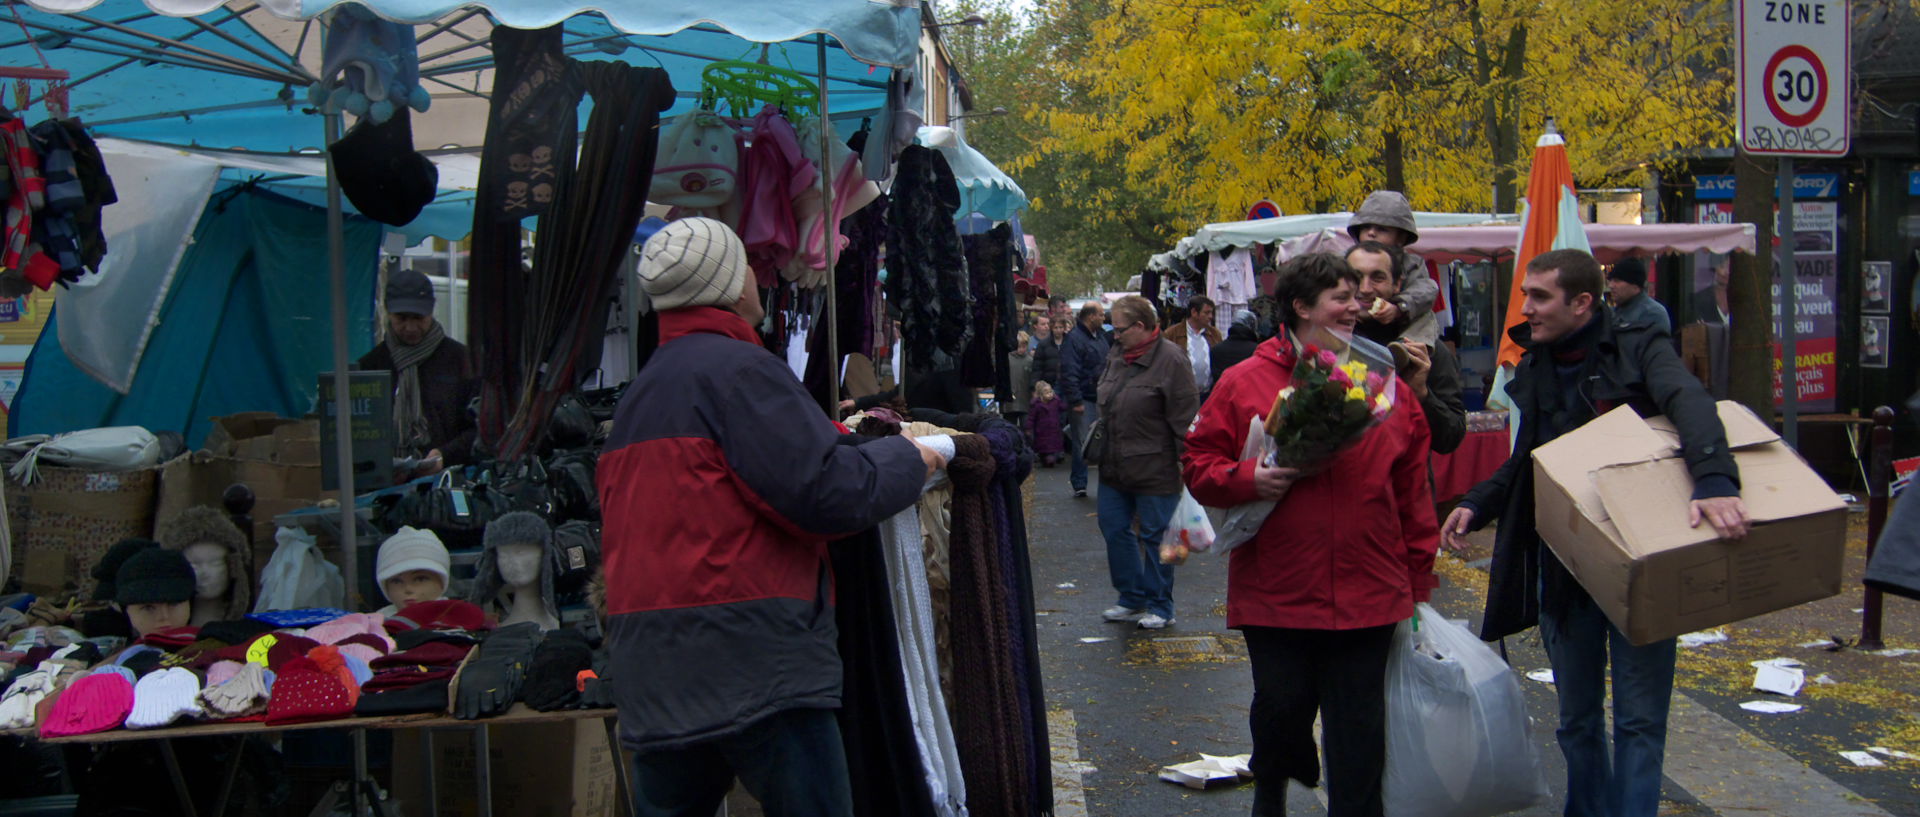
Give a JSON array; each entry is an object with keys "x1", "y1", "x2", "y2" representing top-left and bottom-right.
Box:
[{"x1": 1025, "y1": 460, "x2": 1917, "y2": 816}]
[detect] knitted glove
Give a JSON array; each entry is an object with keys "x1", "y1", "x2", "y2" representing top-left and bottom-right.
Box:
[
  {"x1": 521, "y1": 629, "x2": 591, "y2": 711},
  {"x1": 577, "y1": 648, "x2": 614, "y2": 710},
  {"x1": 0, "y1": 663, "x2": 66, "y2": 729},
  {"x1": 200, "y1": 662, "x2": 271, "y2": 719},
  {"x1": 452, "y1": 622, "x2": 540, "y2": 720},
  {"x1": 125, "y1": 667, "x2": 203, "y2": 729}
]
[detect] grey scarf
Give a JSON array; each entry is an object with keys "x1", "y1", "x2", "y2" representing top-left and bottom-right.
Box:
[{"x1": 387, "y1": 319, "x2": 445, "y2": 452}]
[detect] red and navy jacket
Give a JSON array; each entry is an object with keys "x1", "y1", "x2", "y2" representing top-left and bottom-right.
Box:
[{"x1": 596, "y1": 306, "x2": 926, "y2": 751}]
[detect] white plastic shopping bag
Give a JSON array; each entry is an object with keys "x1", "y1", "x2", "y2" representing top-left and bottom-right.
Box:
[
  {"x1": 1158, "y1": 489, "x2": 1216, "y2": 563},
  {"x1": 1383, "y1": 604, "x2": 1550, "y2": 817},
  {"x1": 253, "y1": 527, "x2": 347, "y2": 612},
  {"x1": 1214, "y1": 416, "x2": 1274, "y2": 554}
]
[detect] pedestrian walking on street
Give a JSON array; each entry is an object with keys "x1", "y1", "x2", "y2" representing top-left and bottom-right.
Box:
[
  {"x1": 1032, "y1": 315, "x2": 1064, "y2": 389},
  {"x1": 1060, "y1": 301, "x2": 1112, "y2": 498},
  {"x1": 1028, "y1": 381, "x2": 1067, "y2": 466},
  {"x1": 1005, "y1": 331, "x2": 1034, "y2": 429},
  {"x1": 1210, "y1": 309, "x2": 1261, "y2": 384},
  {"x1": 1094, "y1": 295, "x2": 1199, "y2": 631},
  {"x1": 598, "y1": 218, "x2": 949, "y2": 817},
  {"x1": 1165, "y1": 294, "x2": 1223, "y2": 402},
  {"x1": 1183, "y1": 254, "x2": 1439, "y2": 817},
  {"x1": 1605, "y1": 256, "x2": 1673, "y2": 336},
  {"x1": 1347, "y1": 241, "x2": 1467, "y2": 454},
  {"x1": 1443, "y1": 249, "x2": 1749, "y2": 817},
  {"x1": 1346, "y1": 191, "x2": 1440, "y2": 347}
]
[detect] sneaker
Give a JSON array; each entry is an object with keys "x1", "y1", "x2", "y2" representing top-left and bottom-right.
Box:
[
  {"x1": 1137, "y1": 613, "x2": 1173, "y2": 630},
  {"x1": 1101, "y1": 605, "x2": 1146, "y2": 622},
  {"x1": 1073, "y1": 488, "x2": 1088, "y2": 498}
]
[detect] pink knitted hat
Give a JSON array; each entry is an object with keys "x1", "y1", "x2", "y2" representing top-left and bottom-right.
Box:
[{"x1": 40, "y1": 672, "x2": 135, "y2": 738}]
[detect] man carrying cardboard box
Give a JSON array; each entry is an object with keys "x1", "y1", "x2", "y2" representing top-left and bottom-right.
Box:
[{"x1": 1440, "y1": 248, "x2": 1749, "y2": 817}]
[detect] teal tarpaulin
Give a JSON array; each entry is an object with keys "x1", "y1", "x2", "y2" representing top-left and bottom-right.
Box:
[{"x1": 11, "y1": 187, "x2": 381, "y2": 447}]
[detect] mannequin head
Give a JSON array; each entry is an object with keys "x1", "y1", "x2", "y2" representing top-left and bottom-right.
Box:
[
  {"x1": 497, "y1": 543, "x2": 544, "y2": 588},
  {"x1": 470, "y1": 511, "x2": 561, "y2": 629},
  {"x1": 377, "y1": 527, "x2": 451, "y2": 610},
  {"x1": 115, "y1": 548, "x2": 196, "y2": 637},
  {"x1": 183, "y1": 543, "x2": 228, "y2": 600},
  {"x1": 157, "y1": 506, "x2": 253, "y2": 620}
]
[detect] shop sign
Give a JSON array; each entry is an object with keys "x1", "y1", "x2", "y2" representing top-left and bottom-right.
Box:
[{"x1": 1694, "y1": 172, "x2": 1839, "y2": 200}]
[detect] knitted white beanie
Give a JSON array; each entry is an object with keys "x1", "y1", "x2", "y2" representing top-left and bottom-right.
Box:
[
  {"x1": 638, "y1": 217, "x2": 750, "y2": 312},
  {"x1": 376, "y1": 527, "x2": 451, "y2": 601}
]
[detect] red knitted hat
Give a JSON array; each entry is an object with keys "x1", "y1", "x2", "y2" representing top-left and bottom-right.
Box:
[
  {"x1": 264, "y1": 658, "x2": 356, "y2": 726},
  {"x1": 265, "y1": 636, "x2": 322, "y2": 671},
  {"x1": 40, "y1": 673, "x2": 136, "y2": 738},
  {"x1": 336, "y1": 633, "x2": 394, "y2": 655},
  {"x1": 385, "y1": 600, "x2": 491, "y2": 633},
  {"x1": 307, "y1": 645, "x2": 361, "y2": 706},
  {"x1": 371, "y1": 640, "x2": 472, "y2": 671}
]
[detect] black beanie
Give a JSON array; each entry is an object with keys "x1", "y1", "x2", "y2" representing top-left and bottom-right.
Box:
[
  {"x1": 330, "y1": 107, "x2": 438, "y2": 227},
  {"x1": 92, "y1": 538, "x2": 160, "y2": 603},
  {"x1": 115, "y1": 548, "x2": 196, "y2": 606},
  {"x1": 1607, "y1": 257, "x2": 1648, "y2": 289}
]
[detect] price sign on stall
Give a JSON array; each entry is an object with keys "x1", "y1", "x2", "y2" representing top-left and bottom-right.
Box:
[{"x1": 1737, "y1": 0, "x2": 1850, "y2": 156}]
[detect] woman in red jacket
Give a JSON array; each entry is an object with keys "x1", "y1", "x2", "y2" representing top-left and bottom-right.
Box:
[{"x1": 1182, "y1": 253, "x2": 1439, "y2": 817}]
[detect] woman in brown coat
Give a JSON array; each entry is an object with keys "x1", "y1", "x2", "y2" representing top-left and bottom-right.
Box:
[{"x1": 1094, "y1": 295, "x2": 1200, "y2": 629}]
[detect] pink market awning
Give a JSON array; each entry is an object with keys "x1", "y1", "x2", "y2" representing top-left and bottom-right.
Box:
[{"x1": 1409, "y1": 223, "x2": 1758, "y2": 264}]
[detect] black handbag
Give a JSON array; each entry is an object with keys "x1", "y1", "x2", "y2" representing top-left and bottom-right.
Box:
[
  {"x1": 376, "y1": 472, "x2": 515, "y2": 551},
  {"x1": 546, "y1": 393, "x2": 598, "y2": 452},
  {"x1": 493, "y1": 456, "x2": 557, "y2": 518},
  {"x1": 546, "y1": 449, "x2": 600, "y2": 523},
  {"x1": 1079, "y1": 418, "x2": 1107, "y2": 463}
]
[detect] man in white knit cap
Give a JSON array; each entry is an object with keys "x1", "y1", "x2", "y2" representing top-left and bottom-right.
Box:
[{"x1": 598, "y1": 218, "x2": 948, "y2": 817}]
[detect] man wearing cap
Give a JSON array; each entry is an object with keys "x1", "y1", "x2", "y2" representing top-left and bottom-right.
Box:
[
  {"x1": 356, "y1": 268, "x2": 479, "y2": 470},
  {"x1": 598, "y1": 217, "x2": 948, "y2": 816},
  {"x1": 1347, "y1": 190, "x2": 1441, "y2": 346},
  {"x1": 1606, "y1": 257, "x2": 1672, "y2": 336}
]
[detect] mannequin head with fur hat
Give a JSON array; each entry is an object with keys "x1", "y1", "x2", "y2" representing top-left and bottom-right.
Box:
[
  {"x1": 469, "y1": 511, "x2": 562, "y2": 630},
  {"x1": 157, "y1": 506, "x2": 253, "y2": 626}
]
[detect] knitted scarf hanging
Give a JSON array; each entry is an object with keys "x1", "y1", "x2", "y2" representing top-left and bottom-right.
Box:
[{"x1": 387, "y1": 318, "x2": 445, "y2": 452}]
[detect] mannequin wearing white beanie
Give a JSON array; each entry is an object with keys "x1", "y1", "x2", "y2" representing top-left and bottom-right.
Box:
[{"x1": 375, "y1": 527, "x2": 452, "y2": 616}]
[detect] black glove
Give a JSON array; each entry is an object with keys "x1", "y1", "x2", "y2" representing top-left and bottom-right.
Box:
[
  {"x1": 452, "y1": 622, "x2": 541, "y2": 720},
  {"x1": 521, "y1": 629, "x2": 592, "y2": 711},
  {"x1": 578, "y1": 648, "x2": 615, "y2": 710}
]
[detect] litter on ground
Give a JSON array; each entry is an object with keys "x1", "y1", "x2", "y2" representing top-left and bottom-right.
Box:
[
  {"x1": 1839, "y1": 751, "x2": 1886, "y2": 767},
  {"x1": 1526, "y1": 669, "x2": 1555, "y2": 684},
  {"x1": 1738, "y1": 701, "x2": 1803, "y2": 714},
  {"x1": 1678, "y1": 630, "x2": 1728, "y2": 648}
]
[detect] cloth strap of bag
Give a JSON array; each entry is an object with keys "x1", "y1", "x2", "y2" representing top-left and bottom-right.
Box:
[{"x1": 388, "y1": 318, "x2": 446, "y2": 451}]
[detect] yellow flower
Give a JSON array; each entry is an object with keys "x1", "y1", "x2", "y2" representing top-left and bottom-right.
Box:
[
  {"x1": 1345, "y1": 386, "x2": 1367, "y2": 402},
  {"x1": 1374, "y1": 394, "x2": 1392, "y2": 411},
  {"x1": 1342, "y1": 361, "x2": 1368, "y2": 382}
]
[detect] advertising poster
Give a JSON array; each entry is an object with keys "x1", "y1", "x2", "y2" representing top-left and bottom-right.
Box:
[
  {"x1": 1862, "y1": 261, "x2": 1892, "y2": 314},
  {"x1": 1771, "y1": 201, "x2": 1839, "y2": 412},
  {"x1": 1860, "y1": 315, "x2": 1890, "y2": 369}
]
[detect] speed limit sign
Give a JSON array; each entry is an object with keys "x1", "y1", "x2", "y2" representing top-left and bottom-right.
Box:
[{"x1": 1738, "y1": 0, "x2": 1850, "y2": 156}]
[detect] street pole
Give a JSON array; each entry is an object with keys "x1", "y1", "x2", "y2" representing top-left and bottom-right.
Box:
[{"x1": 1776, "y1": 158, "x2": 1798, "y2": 448}]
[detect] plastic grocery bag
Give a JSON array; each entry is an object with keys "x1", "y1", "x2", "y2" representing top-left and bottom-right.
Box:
[
  {"x1": 1158, "y1": 489, "x2": 1216, "y2": 563},
  {"x1": 1383, "y1": 604, "x2": 1549, "y2": 817},
  {"x1": 1215, "y1": 416, "x2": 1275, "y2": 554},
  {"x1": 253, "y1": 527, "x2": 346, "y2": 613}
]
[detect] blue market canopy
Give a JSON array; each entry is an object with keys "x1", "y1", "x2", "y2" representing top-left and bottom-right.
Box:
[
  {"x1": 917, "y1": 125, "x2": 1026, "y2": 221},
  {"x1": 9, "y1": 0, "x2": 919, "y2": 152}
]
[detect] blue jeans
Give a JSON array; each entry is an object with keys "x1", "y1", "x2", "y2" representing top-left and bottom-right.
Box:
[
  {"x1": 1069, "y1": 400, "x2": 1098, "y2": 491},
  {"x1": 1538, "y1": 582, "x2": 1677, "y2": 817},
  {"x1": 627, "y1": 707, "x2": 853, "y2": 817},
  {"x1": 1097, "y1": 484, "x2": 1178, "y2": 618}
]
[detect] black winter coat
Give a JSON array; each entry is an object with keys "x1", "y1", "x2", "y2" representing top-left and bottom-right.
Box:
[
  {"x1": 1460, "y1": 308, "x2": 1739, "y2": 641},
  {"x1": 1209, "y1": 324, "x2": 1259, "y2": 382},
  {"x1": 1420, "y1": 341, "x2": 1468, "y2": 455},
  {"x1": 357, "y1": 338, "x2": 480, "y2": 465},
  {"x1": 1031, "y1": 337, "x2": 1063, "y2": 390},
  {"x1": 1059, "y1": 324, "x2": 1110, "y2": 406}
]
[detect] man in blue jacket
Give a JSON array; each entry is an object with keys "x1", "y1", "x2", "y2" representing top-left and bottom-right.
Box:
[
  {"x1": 598, "y1": 218, "x2": 947, "y2": 817},
  {"x1": 1060, "y1": 301, "x2": 1111, "y2": 497}
]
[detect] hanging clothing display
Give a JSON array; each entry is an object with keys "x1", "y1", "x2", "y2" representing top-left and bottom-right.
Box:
[
  {"x1": 831, "y1": 520, "x2": 941, "y2": 817},
  {"x1": 880, "y1": 506, "x2": 969, "y2": 817},
  {"x1": 1209, "y1": 248, "x2": 1257, "y2": 305},
  {"x1": 739, "y1": 104, "x2": 815, "y2": 288},
  {"x1": 886, "y1": 145, "x2": 972, "y2": 374}
]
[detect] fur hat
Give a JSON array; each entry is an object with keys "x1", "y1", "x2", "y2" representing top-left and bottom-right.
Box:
[
  {"x1": 469, "y1": 512, "x2": 561, "y2": 625},
  {"x1": 637, "y1": 217, "x2": 750, "y2": 312},
  {"x1": 157, "y1": 506, "x2": 254, "y2": 620}
]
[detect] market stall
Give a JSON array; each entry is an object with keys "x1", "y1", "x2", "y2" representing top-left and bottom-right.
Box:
[{"x1": 3, "y1": 3, "x2": 1053, "y2": 815}]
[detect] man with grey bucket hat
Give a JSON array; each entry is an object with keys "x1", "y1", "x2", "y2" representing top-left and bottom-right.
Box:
[
  {"x1": 1348, "y1": 190, "x2": 1440, "y2": 346},
  {"x1": 357, "y1": 267, "x2": 479, "y2": 470}
]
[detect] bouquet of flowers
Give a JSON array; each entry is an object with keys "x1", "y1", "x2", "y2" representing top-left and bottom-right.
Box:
[{"x1": 1215, "y1": 331, "x2": 1398, "y2": 553}]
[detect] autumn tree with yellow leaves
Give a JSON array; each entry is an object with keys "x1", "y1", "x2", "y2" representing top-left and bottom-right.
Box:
[{"x1": 1021, "y1": 0, "x2": 1733, "y2": 229}]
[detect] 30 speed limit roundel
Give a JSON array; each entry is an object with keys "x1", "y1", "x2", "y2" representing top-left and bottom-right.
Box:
[{"x1": 1761, "y1": 45, "x2": 1827, "y2": 129}]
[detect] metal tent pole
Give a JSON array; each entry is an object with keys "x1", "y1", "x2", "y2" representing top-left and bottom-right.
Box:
[
  {"x1": 322, "y1": 113, "x2": 359, "y2": 612},
  {"x1": 818, "y1": 35, "x2": 840, "y2": 414}
]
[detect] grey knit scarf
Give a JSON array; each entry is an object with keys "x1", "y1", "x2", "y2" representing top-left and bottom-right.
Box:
[{"x1": 387, "y1": 319, "x2": 445, "y2": 452}]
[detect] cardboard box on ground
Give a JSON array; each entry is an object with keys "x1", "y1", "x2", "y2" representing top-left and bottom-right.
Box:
[
  {"x1": 391, "y1": 721, "x2": 619, "y2": 817},
  {"x1": 157, "y1": 412, "x2": 333, "y2": 558},
  {"x1": 1532, "y1": 401, "x2": 1848, "y2": 646},
  {"x1": 5, "y1": 465, "x2": 159, "y2": 597}
]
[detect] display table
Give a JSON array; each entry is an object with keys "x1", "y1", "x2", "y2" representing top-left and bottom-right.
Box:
[
  {"x1": 1432, "y1": 429, "x2": 1510, "y2": 502},
  {"x1": 14, "y1": 705, "x2": 623, "y2": 817}
]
